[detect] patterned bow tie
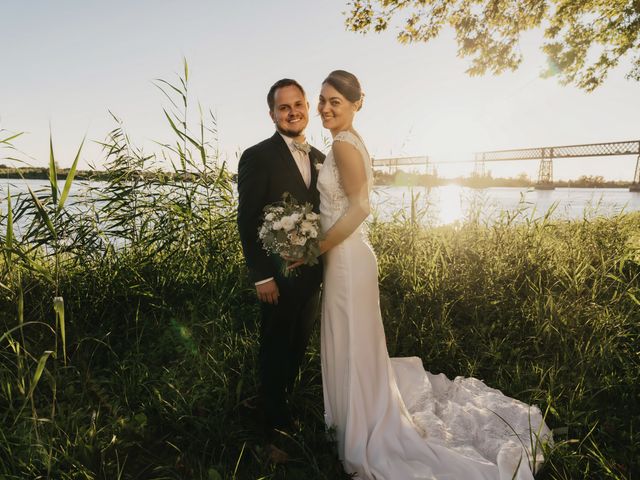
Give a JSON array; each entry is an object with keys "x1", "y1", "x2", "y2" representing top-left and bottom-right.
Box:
[{"x1": 292, "y1": 140, "x2": 311, "y2": 155}]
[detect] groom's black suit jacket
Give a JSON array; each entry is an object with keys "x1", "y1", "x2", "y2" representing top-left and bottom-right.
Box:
[{"x1": 237, "y1": 132, "x2": 325, "y2": 284}]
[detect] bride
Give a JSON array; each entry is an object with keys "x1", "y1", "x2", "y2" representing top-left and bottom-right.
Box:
[{"x1": 309, "y1": 70, "x2": 552, "y2": 479}]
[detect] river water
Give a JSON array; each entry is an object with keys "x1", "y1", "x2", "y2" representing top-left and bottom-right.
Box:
[
  {"x1": 2, "y1": 179, "x2": 640, "y2": 226},
  {"x1": 372, "y1": 184, "x2": 640, "y2": 224}
]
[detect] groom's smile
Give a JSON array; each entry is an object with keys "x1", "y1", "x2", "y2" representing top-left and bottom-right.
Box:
[{"x1": 269, "y1": 84, "x2": 309, "y2": 141}]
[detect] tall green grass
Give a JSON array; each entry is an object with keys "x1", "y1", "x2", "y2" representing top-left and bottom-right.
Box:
[
  {"x1": 372, "y1": 206, "x2": 640, "y2": 479},
  {"x1": 1, "y1": 64, "x2": 639, "y2": 479}
]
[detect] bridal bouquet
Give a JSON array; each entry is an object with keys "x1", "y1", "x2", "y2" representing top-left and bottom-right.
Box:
[{"x1": 259, "y1": 193, "x2": 322, "y2": 276}]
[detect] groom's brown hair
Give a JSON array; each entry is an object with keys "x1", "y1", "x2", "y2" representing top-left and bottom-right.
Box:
[{"x1": 267, "y1": 78, "x2": 306, "y2": 112}]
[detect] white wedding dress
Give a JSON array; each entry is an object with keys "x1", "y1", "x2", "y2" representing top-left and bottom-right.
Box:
[{"x1": 317, "y1": 130, "x2": 552, "y2": 480}]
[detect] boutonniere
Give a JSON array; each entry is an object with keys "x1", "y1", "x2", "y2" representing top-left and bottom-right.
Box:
[{"x1": 312, "y1": 157, "x2": 324, "y2": 171}]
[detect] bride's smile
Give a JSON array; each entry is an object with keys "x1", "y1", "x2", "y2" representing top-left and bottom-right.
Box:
[{"x1": 318, "y1": 83, "x2": 359, "y2": 137}]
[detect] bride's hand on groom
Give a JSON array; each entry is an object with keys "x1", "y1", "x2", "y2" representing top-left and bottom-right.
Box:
[
  {"x1": 283, "y1": 255, "x2": 305, "y2": 271},
  {"x1": 281, "y1": 240, "x2": 328, "y2": 270},
  {"x1": 283, "y1": 240, "x2": 328, "y2": 271}
]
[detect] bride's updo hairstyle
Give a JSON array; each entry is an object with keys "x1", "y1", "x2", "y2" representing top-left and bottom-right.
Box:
[{"x1": 323, "y1": 70, "x2": 364, "y2": 111}]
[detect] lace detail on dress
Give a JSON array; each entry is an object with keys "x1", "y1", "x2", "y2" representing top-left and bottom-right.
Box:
[
  {"x1": 333, "y1": 130, "x2": 361, "y2": 149},
  {"x1": 317, "y1": 131, "x2": 373, "y2": 234},
  {"x1": 333, "y1": 131, "x2": 373, "y2": 187},
  {"x1": 398, "y1": 365, "x2": 550, "y2": 469},
  {"x1": 324, "y1": 151, "x2": 349, "y2": 216}
]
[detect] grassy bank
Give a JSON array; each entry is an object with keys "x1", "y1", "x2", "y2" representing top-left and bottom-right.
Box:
[
  {"x1": 1, "y1": 69, "x2": 639, "y2": 479},
  {"x1": 2, "y1": 202, "x2": 639, "y2": 479}
]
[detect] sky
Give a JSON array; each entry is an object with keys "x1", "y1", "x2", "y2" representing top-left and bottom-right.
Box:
[{"x1": 1, "y1": 0, "x2": 639, "y2": 181}]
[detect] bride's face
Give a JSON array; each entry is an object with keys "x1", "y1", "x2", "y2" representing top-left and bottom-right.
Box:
[{"x1": 318, "y1": 83, "x2": 357, "y2": 134}]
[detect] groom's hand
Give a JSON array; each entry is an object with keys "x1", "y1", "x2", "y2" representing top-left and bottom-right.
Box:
[{"x1": 256, "y1": 279, "x2": 279, "y2": 305}]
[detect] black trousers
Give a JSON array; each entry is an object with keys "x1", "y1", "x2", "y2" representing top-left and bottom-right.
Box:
[{"x1": 258, "y1": 263, "x2": 322, "y2": 435}]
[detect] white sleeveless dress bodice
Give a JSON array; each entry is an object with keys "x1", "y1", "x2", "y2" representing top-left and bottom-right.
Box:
[{"x1": 316, "y1": 130, "x2": 551, "y2": 480}]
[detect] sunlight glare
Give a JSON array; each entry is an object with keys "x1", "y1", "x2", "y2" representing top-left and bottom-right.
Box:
[{"x1": 434, "y1": 185, "x2": 465, "y2": 224}]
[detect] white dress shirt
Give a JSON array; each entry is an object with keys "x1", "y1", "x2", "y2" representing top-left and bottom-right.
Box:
[{"x1": 279, "y1": 132, "x2": 311, "y2": 188}]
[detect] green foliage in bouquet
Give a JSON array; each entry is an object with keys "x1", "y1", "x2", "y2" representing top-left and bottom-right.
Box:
[{"x1": 259, "y1": 192, "x2": 323, "y2": 273}]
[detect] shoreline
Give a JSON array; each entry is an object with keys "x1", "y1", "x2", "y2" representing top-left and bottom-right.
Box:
[{"x1": 0, "y1": 169, "x2": 636, "y2": 189}]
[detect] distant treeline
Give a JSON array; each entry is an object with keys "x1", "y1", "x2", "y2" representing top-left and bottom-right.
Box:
[
  {"x1": 0, "y1": 166, "x2": 95, "y2": 180},
  {"x1": 0, "y1": 165, "x2": 226, "y2": 183},
  {"x1": 374, "y1": 171, "x2": 633, "y2": 188},
  {"x1": 2, "y1": 165, "x2": 630, "y2": 189}
]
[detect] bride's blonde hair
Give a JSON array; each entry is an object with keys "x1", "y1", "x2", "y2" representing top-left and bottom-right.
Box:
[{"x1": 322, "y1": 70, "x2": 364, "y2": 111}]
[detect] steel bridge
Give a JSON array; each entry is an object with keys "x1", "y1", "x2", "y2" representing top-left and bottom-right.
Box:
[
  {"x1": 372, "y1": 155, "x2": 432, "y2": 171},
  {"x1": 372, "y1": 140, "x2": 640, "y2": 191}
]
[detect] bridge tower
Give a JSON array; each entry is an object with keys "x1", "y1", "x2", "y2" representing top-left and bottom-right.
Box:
[
  {"x1": 473, "y1": 153, "x2": 486, "y2": 177},
  {"x1": 536, "y1": 148, "x2": 555, "y2": 190},
  {"x1": 424, "y1": 156, "x2": 435, "y2": 176},
  {"x1": 427, "y1": 156, "x2": 438, "y2": 177},
  {"x1": 631, "y1": 142, "x2": 640, "y2": 192}
]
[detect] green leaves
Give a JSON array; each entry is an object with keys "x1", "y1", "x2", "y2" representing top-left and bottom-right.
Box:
[
  {"x1": 58, "y1": 136, "x2": 85, "y2": 214},
  {"x1": 541, "y1": 0, "x2": 640, "y2": 90},
  {"x1": 49, "y1": 132, "x2": 58, "y2": 206},
  {"x1": 5, "y1": 187, "x2": 14, "y2": 268},
  {"x1": 0, "y1": 131, "x2": 23, "y2": 145},
  {"x1": 26, "y1": 350, "x2": 53, "y2": 401},
  {"x1": 344, "y1": 0, "x2": 639, "y2": 91},
  {"x1": 12, "y1": 349, "x2": 54, "y2": 421},
  {"x1": 208, "y1": 468, "x2": 222, "y2": 480},
  {"x1": 27, "y1": 184, "x2": 56, "y2": 240}
]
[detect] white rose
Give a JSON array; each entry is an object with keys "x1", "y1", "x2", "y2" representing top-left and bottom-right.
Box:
[
  {"x1": 265, "y1": 213, "x2": 274, "y2": 221},
  {"x1": 280, "y1": 216, "x2": 296, "y2": 231},
  {"x1": 272, "y1": 220, "x2": 283, "y2": 230},
  {"x1": 288, "y1": 233, "x2": 307, "y2": 246},
  {"x1": 300, "y1": 220, "x2": 313, "y2": 233},
  {"x1": 300, "y1": 221, "x2": 317, "y2": 237}
]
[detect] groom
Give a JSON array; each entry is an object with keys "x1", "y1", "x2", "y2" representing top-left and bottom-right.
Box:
[{"x1": 237, "y1": 79, "x2": 324, "y2": 452}]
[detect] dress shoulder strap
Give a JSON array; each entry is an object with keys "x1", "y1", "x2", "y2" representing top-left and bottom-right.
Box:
[
  {"x1": 332, "y1": 130, "x2": 373, "y2": 185},
  {"x1": 333, "y1": 130, "x2": 361, "y2": 149}
]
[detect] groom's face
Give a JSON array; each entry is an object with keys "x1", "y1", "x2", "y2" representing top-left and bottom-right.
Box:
[{"x1": 269, "y1": 85, "x2": 309, "y2": 139}]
